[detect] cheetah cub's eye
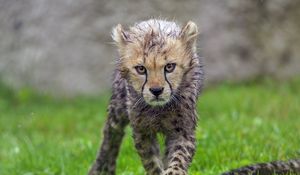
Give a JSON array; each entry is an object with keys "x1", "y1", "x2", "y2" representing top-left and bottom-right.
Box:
[
  {"x1": 164, "y1": 63, "x2": 176, "y2": 73},
  {"x1": 134, "y1": 65, "x2": 147, "y2": 75}
]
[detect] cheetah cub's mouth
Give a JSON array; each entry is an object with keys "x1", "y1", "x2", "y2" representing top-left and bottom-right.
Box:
[
  {"x1": 149, "y1": 96, "x2": 168, "y2": 106},
  {"x1": 112, "y1": 20, "x2": 199, "y2": 106}
]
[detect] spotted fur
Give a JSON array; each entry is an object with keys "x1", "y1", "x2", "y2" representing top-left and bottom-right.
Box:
[
  {"x1": 88, "y1": 19, "x2": 203, "y2": 175},
  {"x1": 222, "y1": 159, "x2": 300, "y2": 175}
]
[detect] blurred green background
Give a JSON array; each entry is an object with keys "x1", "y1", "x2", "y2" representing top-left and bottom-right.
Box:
[{"x1": 0, "y1": 0, "x2": 300, "y2": 175}]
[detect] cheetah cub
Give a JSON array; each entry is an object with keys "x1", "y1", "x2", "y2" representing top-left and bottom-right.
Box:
[{"x1": 88, "y1": 19, "x2": 203, "y2": 175}]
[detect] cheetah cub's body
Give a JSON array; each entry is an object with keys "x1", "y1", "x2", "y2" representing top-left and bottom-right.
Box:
[{"x1": 89, "y1": 19, "x2": 203, "y2": 175}]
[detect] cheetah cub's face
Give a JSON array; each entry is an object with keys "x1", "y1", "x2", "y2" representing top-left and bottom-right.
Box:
[{"x1": 112, "y1": 21, "x2": 198, "y2": 106}]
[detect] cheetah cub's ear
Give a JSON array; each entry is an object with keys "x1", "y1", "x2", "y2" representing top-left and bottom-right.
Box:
[
  {"x1": 180, "y1": 21, "x2": 199, "y2": 52},
  {"x1": 112, "y1": 24, "x2": 130, "y2": 48}
]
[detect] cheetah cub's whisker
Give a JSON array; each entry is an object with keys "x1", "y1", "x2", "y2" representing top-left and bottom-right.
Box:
[{"x1": 88, "y1": 19, "x2": 203, "y2": 175}]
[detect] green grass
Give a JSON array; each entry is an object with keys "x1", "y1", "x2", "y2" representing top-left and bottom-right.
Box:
[{"x1": 0, "y1": 79, "x2": 300, "y2": 175}]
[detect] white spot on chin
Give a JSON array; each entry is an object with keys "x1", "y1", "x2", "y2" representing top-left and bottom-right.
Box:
[{"x1": 148, "y1": 99, "x2": 168, "y2": 106}]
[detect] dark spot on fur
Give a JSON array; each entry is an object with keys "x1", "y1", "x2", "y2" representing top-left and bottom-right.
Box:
[
  {"x1": 172, "y1": 157, "x2": 182, "y2": 163},
  {"x1": 153, "y1": 167, "x2": 162, "y2": 174},
  {"x1": 174, "y1": 145, "x2": 186, "y2": 154},
  {"x1": 183, "y1": 132, "x2": 188, "y2": 140},
  {"x1": 179, "y1": 163, "x2": 186, "y2": 170},
  {"x1": 185, "y1": 103, "x2": 191, "y2": 110},
  {"x1": 141, "y1": 149, "x2": 152, "y2": 159},
  {"x1": 175, "y1": 127, "x2": 183, "y2": 132},
  {"x1": 182, "y1": 155, "x2": 189, "y2": 162},
  {"x1": 193, "y1": 71, "x2": 202, "y2": 76},
  {"x1": 189, "y1": 97, "x2": 195, "y2": 103},
  {"x1": 177, "y1": 152, "x2": 184, "y2": 157},
  {"x1": 120, "y1": 91, "x2": 126, "y2": 98},
  {"x1": 172, "y1": 120, "x2": 178, "y2": 126},
  {"x1": 111, "y1": 150, "x2": 118, "y2": 157},
  {"x1": 140, "y1": 135, "x2": 147, "y2": 142},
  {"x1": 111, "y1": 115, "x2": 119, "y2": 124},
  {"x1": 135, "y1": 143, "x2": 142, "y2": 149},
  {"x1": 189, "y1": 136, "x2": 195, "y2": 143},
  {"x1": 169, "y1": 164, "x2": 178, "y2": 168},
  {"x1": 135, "y1": 118, "x2": 142, "y2": 125},
  {"x1": 116, "y1": 108, "x2": 124, "y2": 116},
  {"x1": 111, "y1": 93, "x2": 117, "y2": 99},
  {"x1": 145, "y1": 161, "x2": 155, "y2": 170},
  {"x1": 186, "y1": 145, "x2": 195, "y2": 155}
]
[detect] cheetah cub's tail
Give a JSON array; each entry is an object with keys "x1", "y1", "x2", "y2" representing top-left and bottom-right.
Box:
[{"x1": 221, "y1": 159, "x2": 300, "y2": 175}]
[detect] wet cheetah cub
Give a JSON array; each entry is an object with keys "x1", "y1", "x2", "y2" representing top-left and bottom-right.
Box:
[{"x1": 88, "y1": 19, "x2": 203, "y2": 175}]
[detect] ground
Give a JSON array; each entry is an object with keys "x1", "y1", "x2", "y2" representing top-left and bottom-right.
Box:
[{"x1": 0, "y1": 79, "x2": 299, "y2": 175}]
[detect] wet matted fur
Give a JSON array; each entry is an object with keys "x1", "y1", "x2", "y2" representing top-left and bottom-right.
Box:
[{"x1": 88, "y1": 19, "x2": 203, "y2": 175}]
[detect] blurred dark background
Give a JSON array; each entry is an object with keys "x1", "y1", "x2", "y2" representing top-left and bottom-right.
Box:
[{"x1": 0, "y1": 0, "x2": 299, "y2": 96}]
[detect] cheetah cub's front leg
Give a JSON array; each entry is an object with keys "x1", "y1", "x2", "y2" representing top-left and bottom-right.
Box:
[
  {"x1": 132, "y1": 130, "x2": 164, "y2": 175},
  {"x1": 163, "y1": 131, "x2": 196, "y2": 175}
]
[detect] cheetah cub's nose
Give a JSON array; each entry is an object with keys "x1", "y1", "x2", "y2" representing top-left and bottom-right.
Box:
[{"x1": 149, "y1": 87, "x2": 164, "y2": 97}]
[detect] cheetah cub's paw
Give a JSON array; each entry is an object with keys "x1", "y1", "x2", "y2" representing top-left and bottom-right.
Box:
[{"x1": 163, "y1": 168, "x2": 187, "y2": 175}]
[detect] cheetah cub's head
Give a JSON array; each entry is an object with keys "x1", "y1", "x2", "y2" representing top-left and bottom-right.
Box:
[{"x1": 112, "y1": 20, "x2": 199, "y2": 106}]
